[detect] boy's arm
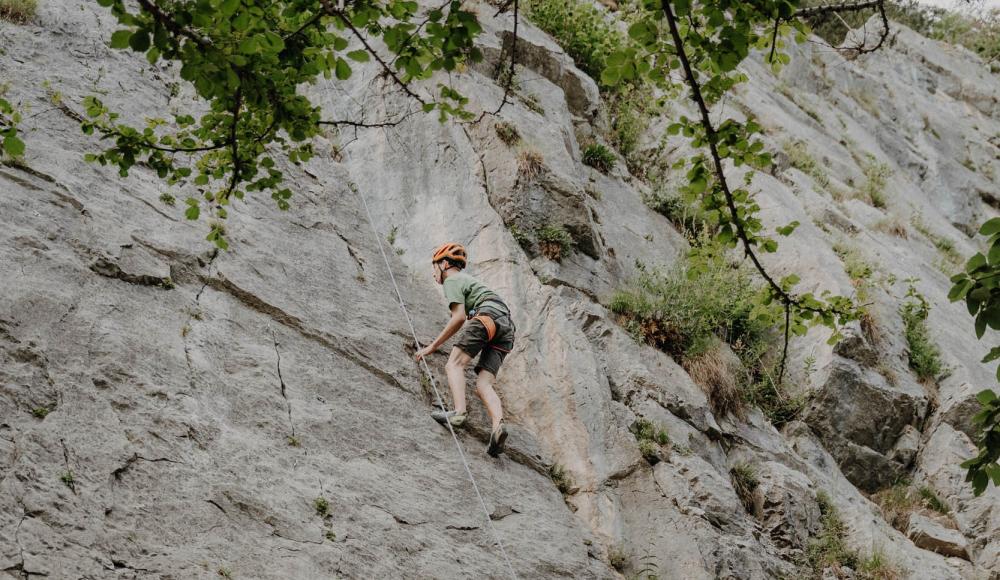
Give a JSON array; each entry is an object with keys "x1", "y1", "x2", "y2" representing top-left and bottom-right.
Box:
[{"x1": 414, "y1": 303, "x2": 466, "y2": 361}]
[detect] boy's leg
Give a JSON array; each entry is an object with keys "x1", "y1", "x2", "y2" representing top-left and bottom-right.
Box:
[
  {"x1": 444, "y1": 347, "x2": 473, "y2": 413},
  {"x1": 475, "y1": 370, "x2": 504, "y2": 431}
]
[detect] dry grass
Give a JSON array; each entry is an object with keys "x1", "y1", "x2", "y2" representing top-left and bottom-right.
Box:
[
  {"x1": 870, "y1": 484, "x2": 955, "y2": 533},
  {"x1": 684, "y1": 341, "x2": 747, "y2": 420},
  {"x1": 860, "y1": 309, "x2": 883, "y2": 349},
  {"x1": 730, "y1": 463, "x2": 760, "y2": 515},
  {"x1": 0, "y1": 0, "x2": 36, "y2": 23},
  {"x1": 873, "y1": 215, "x2": 908, "y2": 238},
  {"x1": 494, "y1": 120, "x2": 520, "y2": 145},
  {"x1": 517, "y1": 148, "x2": 544, "y2": 181}
]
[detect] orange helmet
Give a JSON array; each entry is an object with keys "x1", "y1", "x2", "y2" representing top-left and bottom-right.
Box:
[{"x1": 432, "y1": 242, "x2": 467, "y2": 268}]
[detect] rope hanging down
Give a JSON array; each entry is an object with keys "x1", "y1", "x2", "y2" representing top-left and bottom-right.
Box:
[{"x1": 348, "y1": 181, "x2": 519, "y2": 579}]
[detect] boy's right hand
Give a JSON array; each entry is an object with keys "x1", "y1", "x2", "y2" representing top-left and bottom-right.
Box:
[{"x1": 414, "y1": 344, "x2": 437, "y2": 361}]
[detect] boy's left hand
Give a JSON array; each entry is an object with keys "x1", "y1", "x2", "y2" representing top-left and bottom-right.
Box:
[{"x1": 414, "y1": 345, "x2": 436, "y2": 361}]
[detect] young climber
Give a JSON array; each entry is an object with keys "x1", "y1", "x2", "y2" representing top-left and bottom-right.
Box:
[{"x1": 413, "y1": 242, "x2": 515, "y2": 457}]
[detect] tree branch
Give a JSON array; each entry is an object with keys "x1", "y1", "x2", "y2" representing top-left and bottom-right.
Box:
[
  {"x1": 319, "y1": 2, "x2": 427, "y2": 104},
  {"x1": 223, "y1": 85, "x2": 243, "y2": 202},
  {"x1": 135, "y1": 0, "x2": 212, "y2": 48},
  {"x1": 793, "y1": 0, "x2": 881, "y2": 18},
  {"x1": 662, "y1": 0, "x2": 803, "y2": 383}
]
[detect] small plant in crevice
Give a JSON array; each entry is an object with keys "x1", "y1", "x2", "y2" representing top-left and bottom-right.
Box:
[
  {"x1": 159, "y1": 193, "x2": 176, "y2": 206},
  {"x1": 730, "y1": 463, "x2": 759, "y2": 515},
  {"x1": 858, "y1": 156, "x2": 892, "y2": 209},
  {"x1": 519, "y1": 92, "x2": 545, "y2": 115},
  {"x1": 641, "y1": 181, "x2": 709, "y2": 238},
  {"x1": 805, "y1": 491, "x2": 859, "y2": 576},
  {"x1": 873, "y1": 215, "x2": 908, "y2": 239},
  {"x1": 631, "y1": 417, "x2": 670, "y2": 464},
  {"x1": 217, "y1": 567, "x2": 234, "y2": 579},
  {"x1": 60, "y1": 471, "x2": 76, "y2": 491},
  {"x1": 900, "y1": 282, "x2": 944, "y2": 383},
  {"x1": 31, "y1": 406, "x2": 51, "y2": 419},
  {"x1": 536, "y1": 223, "x2": 574, "y2": 261},
  {"x1": 685, "y1": 340, "x2": 750, "y2": 420},
  {"x1": 508, "y1": 224, "x2": 532, "y2": 250},
  {"x1": 325, "y1": 530, "x2": 337, "y2": 541},
  {"x1": 549, "y1": 463, "x2": 574, "y2": 495},
  {"x1": 832, "y1": 241, "x2": 881, "y2": 347},
  {"x1": 607, "y1": 545, "x2": 628, "y2": 572},
  {"x1": 871, "y1": 482, "x2": 953, "y2": 534},
  {"x1": 313, "y1": 496, "x2": 330, "y2": 517},
  {"x1": 782, "y1": 139, "x2": 830, "y2": 190},
  {"x1": 517, "y1": 148, "x2": 545, "y2": 182},
  {"x1": 286, "y1": 435, "x2": 301, "y2": 447},
  {"x1": 858, "y1": 547, "x2": 902, "y2": 580},
  {"x1": 918, "y1": 486, "x2": 950, "y2": 515},
  {"x1": 494, "y1": 121, "x2": 520, "y2": 146},
  {"x1": 582, "y1": 143, "x2": 615, "y2": 174}
]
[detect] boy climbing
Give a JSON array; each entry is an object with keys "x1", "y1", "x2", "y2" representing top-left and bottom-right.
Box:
[{"x1": 414, "y1": 243, "x2": 515, "y2": 457}]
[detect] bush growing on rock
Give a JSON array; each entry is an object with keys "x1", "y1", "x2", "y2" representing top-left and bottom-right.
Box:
[
  {"x1": 900, "y1": 282, "x2": 944, "y2": 383},
  {"x1": 582, "y1": 143, "x2": 615, "y2": 173},
  {"x1": 494, "y1": 121, "x2": 520, "y2": 145},
  {"x1": 630, "y1": 418, "x2": 669, "y2": 464},
  {"x1": 536, "y1": 224, "x2": 574, "y2": 260}
]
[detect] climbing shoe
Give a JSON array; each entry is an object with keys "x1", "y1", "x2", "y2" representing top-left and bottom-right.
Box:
[
  {"x1": 487, "y1": 422, "x2": 508, "y2": 457},
  {"x1": 431, "y1": 409, "x2": 467, "y2": 427}
]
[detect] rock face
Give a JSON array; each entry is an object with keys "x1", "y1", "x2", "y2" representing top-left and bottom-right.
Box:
[
  {"x1": 1, "y1": 2, "x2": 999, "y2": 579},
  {"x1": 907, "y1": 514, "x2": 970, "y2": 560}
]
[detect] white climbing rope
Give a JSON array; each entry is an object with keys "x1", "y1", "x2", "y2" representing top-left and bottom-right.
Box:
[{"x1": 348, "y1": 180, "x2": 519, "y2": 580}]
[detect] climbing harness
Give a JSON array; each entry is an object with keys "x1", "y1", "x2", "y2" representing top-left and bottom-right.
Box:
[
  {"x1": 469, "y1": 300, "x2": 514, "y2": 351},
  {"x1": 348, "y1": 181, "x2": 519, "y2": 580},
  {"x1": 472, "y1": 314, "x2": 497, "y2": 342}
]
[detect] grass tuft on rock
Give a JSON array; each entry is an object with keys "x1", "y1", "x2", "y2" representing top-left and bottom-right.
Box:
[
  {"x1": 582, "y1": 143, "x2": 615, "y2": 174},
  {"x1": 900, "y1": 283, "x2": 943, "y2": 382},
  {"x1": 494, "y1": 121, "x2": 520, "y2": 145},
  {"x1": 0, "y1": 0, "x2": 36, "y2": 23},
  {"x1": 631, "y1": 418, "x2": 670, "y2": 464},
  {"x1": 313, "y1": 496, "x2": 329, "y2": 517},
  {"x1": 536, "y1": 223, "x2": 573, "y2": 261},
  {"x1": 730, "y1": 463, "x2": 759, "y2": 514}
]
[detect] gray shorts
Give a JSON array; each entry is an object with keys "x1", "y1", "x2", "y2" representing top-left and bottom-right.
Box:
[{"x1": 455, "y1": 306, "x2": 515, "y2": 376}]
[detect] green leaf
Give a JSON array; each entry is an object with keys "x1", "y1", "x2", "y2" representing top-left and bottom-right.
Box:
[
  {"x1": 3, "y1": 133, "x2": 25, "y2": 157},
  {"x1": 346, "y1": 50, "x2": 370, "y2": 63},
  {"x1": 129, "y1": 30, "x2": 150, "y2": 52},
  {"x1": 335, "y1": 58, "x2": 352, "y2": 80},
  {"x1": 980, "y1": 217, "x2": 1000, "y2": 236},
  {"x1": 972, "y1": 469, "x2": 988, "y2": 496},
  {"x1": 976, "y1": 311, "x2": 988, "y2": 339},
  {"x1": 110, "y1": 30, "x2": 132, "y2": 49},
  {"x1": 977, "y1": 389, "x2": 998, "y2": 406},
  {"x1": 967, "y1": 253, "x2": 987, "y2": 273}
]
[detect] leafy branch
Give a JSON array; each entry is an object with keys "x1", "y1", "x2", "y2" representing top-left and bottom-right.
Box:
[
  {"x1": 607, "y1": 0, "x2": 865, "y2": 384},
  {"x1": 0, "y1": 97, "x2": 25, "y2": 158},
  {"x1": 950, "y1": 217, "x2": 1000, "y2": 495},
  {"x1": 82, "y1": 0, "x2": 498, "y2": 248}
]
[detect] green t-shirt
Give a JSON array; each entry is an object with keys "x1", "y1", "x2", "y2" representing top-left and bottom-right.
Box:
[{"x1": 442, "y1": 271, "x2": 500, "y2": 313}]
